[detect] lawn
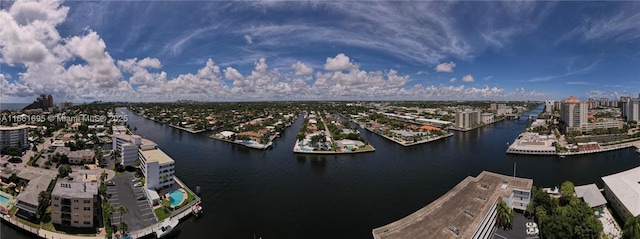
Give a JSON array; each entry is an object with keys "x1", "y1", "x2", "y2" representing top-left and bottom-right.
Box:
[
  {"x1": 154, "y1": 207, "x2": 171, "y2": 221},
  {"x1": 17, "y1": 217, "x2": 40, "y2": 229}
]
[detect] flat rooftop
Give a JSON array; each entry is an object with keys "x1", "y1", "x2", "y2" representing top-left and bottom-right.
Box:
[
  {"x1": 52, "y1": 179, "x2": 98, "y2": 199},
  {"x1": 372, "y1": 171, "x2": 533, "y2": 239},
  {"x1": 140, "y1": 148, "x2": 175, "y2": 165},
  {"x1": 602, "y1": 166, "x2": 640, "y2": 217},
  {"x1": 0, "y1": 124, "x2": 29, "y2": 131}
]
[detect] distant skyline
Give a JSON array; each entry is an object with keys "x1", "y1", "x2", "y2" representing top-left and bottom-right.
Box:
[{"x1": 0, "y1": 0, "x2": 639, "y2": 103}]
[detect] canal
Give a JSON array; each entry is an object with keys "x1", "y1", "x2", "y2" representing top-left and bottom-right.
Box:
[{"x1": 3, "y1": 104, "x2": 640, "y2": 239}]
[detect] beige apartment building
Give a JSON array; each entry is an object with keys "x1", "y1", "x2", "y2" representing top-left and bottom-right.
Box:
[{"x1": 51, "y1": 180, "x2": 98, "y2": 228}]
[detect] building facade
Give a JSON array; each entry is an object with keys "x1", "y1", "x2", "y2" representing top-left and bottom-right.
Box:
[
  {"x1": 139, "y1": 148, "x2": 175, "y2": 190},
  {"x1": 559, "y1": 96, "x2": 588, "y2": 133},
  {"x1": 626, "y1": 98, "x2": 640, "y2": 122},
  {"x1": 51, "y1": 180, "x2": 98, "y2": 228},
  {"x1": 0, "y1": 125, "x2": 29, "y2": 151},
  {"x1": 456, "y1": 110, "x2": 481, "y2": 129}
]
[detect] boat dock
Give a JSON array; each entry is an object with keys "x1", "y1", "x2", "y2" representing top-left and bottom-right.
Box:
[{"x1": 128, "y1": 177, "x2": 202, "y2": 238}]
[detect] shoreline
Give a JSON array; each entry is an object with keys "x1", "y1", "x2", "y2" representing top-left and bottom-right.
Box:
[
  {"x1": 1, "y1": 176, "x2": 201, "y2": 239},
  {"x1": 292, "y1": 139, "x2": 376, "y2": 154},
  {"x1": 506, "y1": 141, "x2": 637, "y2": 156},
  {"x1": 209, "y1": 135, "x2": 273, "y2": 150},
  {"x1": 448, "y1": 118, "x2": 506, "y2": 132},
  {"x1": 362, "y1": 125, "x2": 454, "y2": 147}
]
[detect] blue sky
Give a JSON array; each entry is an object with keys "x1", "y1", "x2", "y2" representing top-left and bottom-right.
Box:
[{"x1": 0, "y1": 0, "x2": 639, "y2": 102}]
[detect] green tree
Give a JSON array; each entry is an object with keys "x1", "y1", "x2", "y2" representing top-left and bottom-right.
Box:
[
  {"x1": 624, "y1": 215, "x2": 640, "y2": 239},
  {"x1": 496, "y1": 200, "x2": 515, "y2": 229},
  {"x1": 38, "y1": 191, "x2": 51, "y2": 214},
  {"x1": 161, "y1": 198, "x2": 171, "y2": 212},
  {"x1": 560, "y1": 181, "x2": 575, "y2": 205},
  {"x1": 58, "y1": 164, "x2": 72, "y2": 178},
  {"x1": 118, "y1": 206, "x2": 127, "y2": 223},
  {"x1": 118, "y1": 221, "x2": 128, "y2": 235}
]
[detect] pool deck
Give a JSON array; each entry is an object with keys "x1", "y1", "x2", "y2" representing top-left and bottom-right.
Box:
[{"x1": 168, "y1": 188, "x2": 188, "y2": 208}]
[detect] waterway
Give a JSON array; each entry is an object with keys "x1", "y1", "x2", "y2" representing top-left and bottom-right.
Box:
[{"x1": 3, "y1": 104, "x2": 640, "y2": 239}]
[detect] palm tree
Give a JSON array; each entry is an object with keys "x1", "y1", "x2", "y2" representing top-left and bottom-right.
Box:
[
  {"x1": 104, "y1": 202, "x2": 115, "y2": 218},
  {"x1": 118, "y1": 221, "x2": 128, "y2": 236},
  {"x1": 118, "y1": 206, "x2": 127, "y2": 223},
  {"x1": 111, "y1": 149, "x2": 121, "y2": 162},
  {"x1": 161, "y1": 198, "x2": 171, "y2": 212},
  {"x1": 623, "y1": 215, "x2": 640, "y2": 239},
  {"x1": 496, "y1": 200, "x2": 515, "y2": 229}
]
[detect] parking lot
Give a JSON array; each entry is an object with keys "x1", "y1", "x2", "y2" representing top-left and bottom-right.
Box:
[{"x1": 106, "y1": 172, "x2": 157, "y2": 231}]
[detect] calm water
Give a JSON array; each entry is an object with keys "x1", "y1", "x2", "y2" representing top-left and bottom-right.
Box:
[{"x1": 3, "y1": 104, "x2": 640, "y2": 239}]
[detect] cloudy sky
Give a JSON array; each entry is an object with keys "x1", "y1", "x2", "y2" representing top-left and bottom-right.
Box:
[{"x1": 0, "y1": 0, "x2": 639, "y2": 102}]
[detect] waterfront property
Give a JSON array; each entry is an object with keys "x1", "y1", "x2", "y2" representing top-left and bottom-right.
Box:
[
  {"x1": 506, "y1": 132, "x2": 557, "y2": 155},
  {"x1": 0, "y1": 190, "x2": 15, "y2": 214},
  {"x1": 51, "y1": 179, "x2": 99, "y2": 228},
  {"x1": 372, "y1": 171, "x2": 533, "y2": 239},
  {"x1": 602, "y1": 166, "x2": 640, "y2": 222},
  {"x1": 112, "y1": 133, "x2": 157, "y2": 167},
  {"x1": 15, "y1": 174, "x2": 54, "y2": 221},
  {"x1": 574, "y1": 183, "x2": 606, "y2": 209},
  {"x1": 140, "y1": 148, "x2": 175, "y2": 190}
]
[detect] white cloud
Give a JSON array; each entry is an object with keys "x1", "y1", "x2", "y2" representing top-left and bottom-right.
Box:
[
  {"x1": 290, "y1": 61, "x2": 313, "y2": 76},
  {"x1": 324, "y1": 53, "x2": 357, "y2": 71},
  {"x1": 243, "y1": 34, "x2": 253, "y2": 44},
  {"x1": 449, "y1": 77, "x2": 457, "y2": 83},
  {"x1": 117, "y1": 57, "x2": 165, "y2": 85},
  {"x1": 484, "y1": 76, "x2": 494, "y2": 80},
  {"x1": 435, "y1": 62, "x2": 456, "y2": 73},
  {"x1": 462, "y1": 74, "x2": 474, "y2": 82}
]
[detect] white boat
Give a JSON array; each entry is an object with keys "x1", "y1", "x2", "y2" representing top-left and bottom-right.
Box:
[
  {"x1": 193, "y1": 204, "x2": 203, "y2": 217},
  {"x1": 155, "y1": 218, "x2": 179, "y2": 238}
]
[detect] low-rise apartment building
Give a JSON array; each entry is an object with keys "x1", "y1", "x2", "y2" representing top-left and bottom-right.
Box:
[{"x1": 51, "y1": 180, "x2": 98, "y2": 228}]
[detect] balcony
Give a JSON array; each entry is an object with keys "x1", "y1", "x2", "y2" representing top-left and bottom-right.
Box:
[
  {"x1": 61, "y1": 199, "x2": 71, "y2": 205},
  {"x1": 61, "y1": 206, "x2": 72, "y2": 213},
  {"x1": 61, "y1": 213, "x2": 71, "y2": 220}
]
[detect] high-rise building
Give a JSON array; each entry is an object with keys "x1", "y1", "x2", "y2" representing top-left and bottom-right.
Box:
[
  {"x1": 559, "y1": 96, "x2": 588, "y2": 133},
  {"x1": 455, "y1": 109, "x2": 481, "y2": 129},
  {"x1": 47, "y1": 95, "x2": 53, "y2": 108},
  {"x1": 627, "y1": 98, "x2": 640, "y2": 122}
]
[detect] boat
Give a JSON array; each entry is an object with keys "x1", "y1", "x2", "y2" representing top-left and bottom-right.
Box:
[
  {"x1": 155, "y1": 218, "x2": 179, "y2": 238},
  {"x1": 559, "y1": 155, "x2": 566, "y2": 158},
  {"x1": 193, "y1": 204, "x2": 203, "y2": 217}
]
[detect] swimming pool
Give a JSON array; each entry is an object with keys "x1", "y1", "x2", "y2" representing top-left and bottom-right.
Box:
[
  {"x1": 169, "y1": 190, "x2": 185, "y2": 207},
  {"x1": 300, "y1": 146, "x2": 312, "y2": 151},
  {"x1": 0, "y1": 194, "x2": 9, "y2": 205}
]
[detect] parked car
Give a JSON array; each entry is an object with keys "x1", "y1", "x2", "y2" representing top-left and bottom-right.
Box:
[
  {"x1": 526, "y1": 227, "x2": 539, "y2": 236},
  {"x1": 131, "y1": 177, "x2": 140, "y2": 183},
  {"x1": 526, "y1": 222, "x2": 537, "y2": 229},
  {"x1": 134, "y1": 182, "x2": 142, "y2": 187},
  {"x1": 137, "y1": 195, "x2": 147, "y2": 200},
  {"x1": 106, "y1": 181, "x2": 116, "y2": 186}
]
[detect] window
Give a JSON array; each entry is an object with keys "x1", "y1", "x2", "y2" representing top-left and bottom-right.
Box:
[
  {"x1": 84, "y1": 221, "x2": 91, "y2": 225},
  {"x1": 83, "y1": 200, "x2": 90, "y2": 204},
  {"x1": 73, "y1": 221, "x2": 79, "y2": 224},
  {"x1": 54, "y1": 197, "x2": 59, "y2": 200},
  {"x1": 74, "y1": 207, "x2": 79, "y2": 210},
  {"x1": 84, "y1": 207, "x2": 91, "y2": 211},
  {"x1": 74, "y1": 199, "x2": 79, "y2": 203}
]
